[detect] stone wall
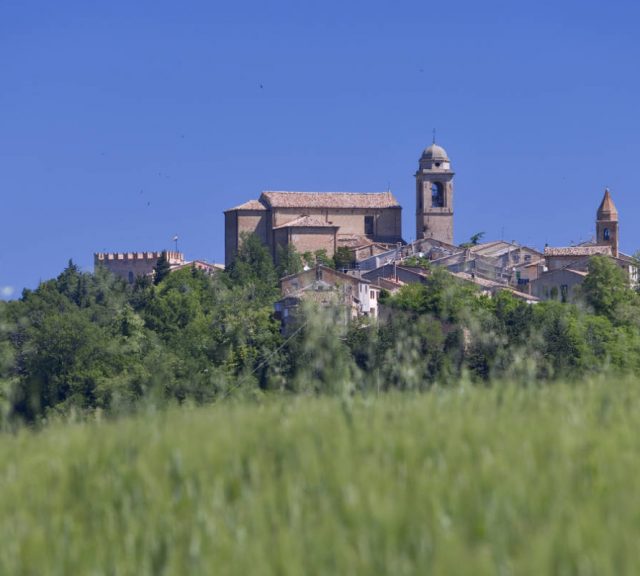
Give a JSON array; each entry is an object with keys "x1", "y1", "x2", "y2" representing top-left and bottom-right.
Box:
[
  {"x1": 226, "y1": 200, "x2": 402, "y2": 266},
  {"x1": 94, "y1": 251, "x2": 184, "y2": 283},
  {"x1": 225, "y1": 209, "x2": 268, "y2": 264},
  {"x1": 270, "y1": 207, "x2": 401, "y2": 240},
  {"x1": 530, "y1": 268, "x2": 586, "y2": 302}
]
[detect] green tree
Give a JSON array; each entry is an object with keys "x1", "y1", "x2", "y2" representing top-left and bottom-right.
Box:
[
  {"x1": 226, "y1": 233, "x2": 278, "y2": 302},
  {"x1": 389, "y1": 267, "x2": 480, "y2": 322},
  {"x1": 153, "y1": 252, "x2": 171, "y2": 285},
  {"x1": 582, "y1": 256, "x2": 637, "y2": 321},
  {"x1": 459, "y1": 232, "x2": 485, "y2": 249},
  {"x1": 314, "y1": 249, "x2": 334, "y2": 268},
  {"x1": 276, "y1": 244, "x2": 303, "y2": 278},
  {"x1": 333, "y1": 247, "x2": 353, "y2": 270},
  {"x1": 402, "y1": 255, "x2": 431, "y2": 270}
]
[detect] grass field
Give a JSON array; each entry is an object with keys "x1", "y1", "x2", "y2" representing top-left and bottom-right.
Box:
[{"x1": 2, "y1": 379, "x2": 640, "y2": 575}]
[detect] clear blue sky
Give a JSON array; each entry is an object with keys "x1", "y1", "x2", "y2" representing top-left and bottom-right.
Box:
[{"x1": 2, "y1": 0, "x2": 640, "y2": 299}]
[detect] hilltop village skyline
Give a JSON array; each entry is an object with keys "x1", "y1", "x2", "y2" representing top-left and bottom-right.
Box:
[
  {"x1": 98, "y1": 138, "x2": 632, "y2": 266},
  {"x1": 93, "y1": 140, "x2": 637, "y2": 308}
]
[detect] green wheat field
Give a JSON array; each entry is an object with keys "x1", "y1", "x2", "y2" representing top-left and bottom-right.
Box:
[{"x1": 2, "y1": 379, "x2": 640, "y2": 575}]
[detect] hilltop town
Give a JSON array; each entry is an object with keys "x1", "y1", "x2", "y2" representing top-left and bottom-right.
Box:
[{"x1": 95, "y1": 140, "x2": 638, "y2": 328}]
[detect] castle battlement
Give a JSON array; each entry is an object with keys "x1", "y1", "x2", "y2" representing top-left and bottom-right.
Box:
[{"x1": 94, "y1": 251, "x2": 185, "y2": 264}]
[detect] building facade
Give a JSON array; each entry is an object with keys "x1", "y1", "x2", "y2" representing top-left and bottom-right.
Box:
[
  {"x1": 95, "y1": 251, "x2": 185, "y2": 284},
  {"x1": 94, "y1": 251, "x2": 222, "y2": 283},
  {"x1": 225, "y1": 191, "x2": 402, "y2": 266},
  {"x1": 274, "y1": 265, "x2": 380, "y2": 333}
]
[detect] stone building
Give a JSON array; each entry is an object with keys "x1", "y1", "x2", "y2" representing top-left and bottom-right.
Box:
[
  {"x1": 530, "y1": 268, "x2": 587, "y2": 302},
  {"x1": 94, "y1": 251, "x2": 222, "y2": 284},
  {"x1": 532, "y1": 188, "x2": 637, "y2": 300},
  {"x1": 95, "y1": 251, "x2": 185, "y2": 284},
  {"x1": 416, "y1": 143, "x2": 454, "y2": 245},
  {"x1": 362, "y1": 264, "x2": 429, "y2": 286},
  {"x1": 274, "y1": 265, "x2": 380, "y2": 333},
  {"x1": 225, "y1": 191, "x2": 402, "y2": 266},
  {"x1": 543, "y1": 245, "x2": 613, "y2": 272}
]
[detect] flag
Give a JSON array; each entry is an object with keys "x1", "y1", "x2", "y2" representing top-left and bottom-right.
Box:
[{"x1": 172, "y1": 235, "x2": 179, "y2": 242}]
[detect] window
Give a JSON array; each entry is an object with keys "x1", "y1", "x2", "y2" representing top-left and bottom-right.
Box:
[
  {"x1": 364, "y1": 216, "x2": 374, "y2": 235},
  {"x1": 604, "y1": 228, "x2": 610, "y2": 241},
  {"x1": 431, "y1": 182, "x2": 444, "y2": 207},
  {"x1": 128, "y1": 271, "x2": 134, "y2": 284},
  {"x1": 370, "y1": 290, "x2": 376, "y2": 299},
  {"x1": 561, "y1": 284, "x2": 569, "y2": 303}
]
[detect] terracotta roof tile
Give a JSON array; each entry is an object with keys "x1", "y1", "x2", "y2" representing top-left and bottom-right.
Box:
[
  {"x1": 544, "y1": 246, "x2": 612, "y2": 257},
  {"x1": 451, "y1": 271, "x2": 505, "y2": 289},
  {"x1": 261, "y1": 191, "x2": 400, "y2": 209},
  {"x1": 337, "y1": 234, "x2": 374, "y2": 249},
  {"x1": 597, "y1": 188, "x2": 618, "y2": 219},
  {"x1": 225, "y1": 199, "x2": 267, "y2": 211}
]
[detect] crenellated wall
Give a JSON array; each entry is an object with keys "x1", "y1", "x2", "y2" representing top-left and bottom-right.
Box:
[{"x1": 94, "y1": 251, "x2": 185, "y2": 283}]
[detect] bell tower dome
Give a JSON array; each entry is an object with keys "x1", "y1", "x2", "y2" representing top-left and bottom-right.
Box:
[
  {"x1": 415, "y1": 141, "x2": 454, "y2": 244},
  {"x1": 596, "y1": 187, "x2": 619, "y2": 257}
]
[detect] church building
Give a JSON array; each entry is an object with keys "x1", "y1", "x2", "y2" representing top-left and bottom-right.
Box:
[
  {"x1": 224, "y1": 140, "x2": 457, "y2": 265},
  {"x1": 224, "y1": 191, "x2": 403, "y2": 265}
]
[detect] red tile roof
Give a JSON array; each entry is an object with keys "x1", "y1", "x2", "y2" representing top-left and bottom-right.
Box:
[
  {"x1": 260, "y1": 191, "x2": 400, "y2": 209},
  {"x1": 225, "y1": 199, "x2": 267, "y2": 211},
  {"x1": 597, "y1": 189, "x2": 618, "y2": 220},
  {"x1": 544, "y1": 246, "x2": 612, "y2": 257}
]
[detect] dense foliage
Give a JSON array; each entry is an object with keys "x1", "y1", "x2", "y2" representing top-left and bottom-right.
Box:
[{"x1": 2, "y1": 247, "x2": 640, "y2": 424}]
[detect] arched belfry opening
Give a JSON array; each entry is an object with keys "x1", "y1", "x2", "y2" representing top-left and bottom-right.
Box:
[
  {"x1": 431, "y1": 182, "x2": 444, "y2": 208},
  {"x1": 416, "y1": 142, "x2": 454, "y2": 244}
]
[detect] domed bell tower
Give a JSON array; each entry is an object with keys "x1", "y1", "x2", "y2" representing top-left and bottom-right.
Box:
[
  {"x1": 596, "y1": 187, "x2": 619, "y2": 257},
  {"x1": 416, "y1": 142, "x2": 454, "y2": 244}
]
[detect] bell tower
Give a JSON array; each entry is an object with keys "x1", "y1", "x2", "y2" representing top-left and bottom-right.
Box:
[
  {"x1": 596, "y1": 187, "x2": 619, "y2": 257},
  {"x1": 416, "y1": 141, "x2": 454, "y2": 244}
]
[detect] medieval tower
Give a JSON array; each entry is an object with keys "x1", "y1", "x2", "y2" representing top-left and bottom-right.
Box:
[
  {"x1": 596, "y1": 187, "x2": 619, "y2": 257},
  {"x1": 415, "y1": 142, "x2": 454, "y2": 244}
]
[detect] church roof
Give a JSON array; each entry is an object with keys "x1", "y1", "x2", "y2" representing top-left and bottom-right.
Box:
[
  {"x1": 272, "y1": 215, "x2": 339, "y2": 229},
  {"x1": 225, "y1": 199, "x2": 266, "y2": 211},
  {"x1": 260, "y1": 191, "x2": 400, "y2": 209},
  {"x1": 597, "y1": 188, "x2": 618, "y2": 220}
]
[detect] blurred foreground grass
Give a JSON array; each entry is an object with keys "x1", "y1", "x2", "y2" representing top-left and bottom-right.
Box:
[{"x1": 2, "y1": 380, "x2": 640, "y2": 575}]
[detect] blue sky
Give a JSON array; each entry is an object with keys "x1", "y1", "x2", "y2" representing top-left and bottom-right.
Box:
[{"x1": 2, "y1": 0, "x2": 640, "y2": 298}]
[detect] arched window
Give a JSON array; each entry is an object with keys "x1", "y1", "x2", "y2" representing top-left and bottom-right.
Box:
[
  {"x1": 603, "y1": 228, "x2": 610, "y2": 241},
  {"x1": 128, "y1": 271, "x2": 134, "y2": 284},
  {"x1": 431, "y1": 182, "x2": 444, "y2": 208}
]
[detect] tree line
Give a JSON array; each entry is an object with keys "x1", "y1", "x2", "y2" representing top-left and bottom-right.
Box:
[{"x1": 2, "y1": 235, "x2": 640, "y2": 425}]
